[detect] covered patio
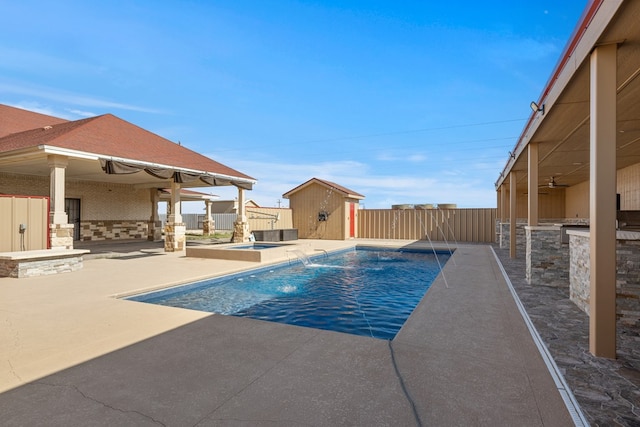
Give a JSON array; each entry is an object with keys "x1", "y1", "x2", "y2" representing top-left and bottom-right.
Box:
[
  {"x1": 0, "y1": 106, "x2": 256, "y2": 252},
  {"x1": 495, "y1": 0, "x2": 640, "y2": 358}
]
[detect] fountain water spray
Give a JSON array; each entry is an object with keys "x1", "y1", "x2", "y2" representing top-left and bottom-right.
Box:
[{"x1": 417, "y1": 214, "x2": 449, "y2": 288}]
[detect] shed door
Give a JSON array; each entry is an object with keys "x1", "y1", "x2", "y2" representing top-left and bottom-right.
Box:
[
  {"x1": 65, "y1": 198, "x2": 81, "y2": 241},
  {"x1": 349, "y1": 202, "x2": 356, "y2": 238}
]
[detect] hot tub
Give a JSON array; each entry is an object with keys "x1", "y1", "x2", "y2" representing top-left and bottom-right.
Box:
[{"x1": 186, "y1": 242, "x2": 296, "y2": 262}]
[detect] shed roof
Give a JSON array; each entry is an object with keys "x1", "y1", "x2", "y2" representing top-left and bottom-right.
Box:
[{"x1": 283, "y1": 178, "x2": 365, "y2": 199}]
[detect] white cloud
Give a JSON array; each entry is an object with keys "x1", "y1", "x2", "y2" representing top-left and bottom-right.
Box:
[
  {"x1": 0, "y1": 82, "x2": 164, "y2": 114},
  {"x1": 376, "y1": 151, "x2": 428, "y2": 162},
  {"x1": 66, "y1": 108, "x2": 97, "y2": 118},
  {"x1": 201, "y1": 154, "x2": 496, "y2": 209}
]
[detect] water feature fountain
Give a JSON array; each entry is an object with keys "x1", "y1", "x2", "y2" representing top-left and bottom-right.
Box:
[
  {"x1": 287, "y1": 249, "x2": 311, "y2": 266},
  {"x1": 417, "y1": 214, "x2": 450, "y2": 288}
]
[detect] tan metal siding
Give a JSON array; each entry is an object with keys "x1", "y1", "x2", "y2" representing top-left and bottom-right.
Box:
[
  {"x1": 358, "y1": 208, "x2": 497, "y2": 243},
  {"x1": 0, "y1": 195, "x2": 49, "y2": 252},
  {"x1": 288, "y1": 183, "x2": 346, "y2": 239}
]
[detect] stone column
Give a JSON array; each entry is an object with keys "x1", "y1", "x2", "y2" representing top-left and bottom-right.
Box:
[
  {"x1": 148, "y1": 189, "x2": 162, "y2": 241},
  {"x1": 232, "y1": 187, "x2": 250, "y2": 242},
  {"x1": 164, "y1": 181, "x2": 186, "y2": 252},
  {"x1": 48, "y1": 155, "x2": 74, "y2": 249},
  {"x1": 203, "y1": 200, "x2": 215, "y2": 235},
  {"x1": 589, "y1": 43, "x2": 618, "y2": 358}
]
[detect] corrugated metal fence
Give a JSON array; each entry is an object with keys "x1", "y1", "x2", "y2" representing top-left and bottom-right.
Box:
[
  {"x1": 358, "y1": 208, "x2": 497, "y2": 243},
  {"x1": 161, "y1": 208, "x2": 495, "y2": 242},
  {"x1": 160, "y1": 208, "x2": 293, "y2": 232},
  {"x1": 160, "y1": 213, "x2": 237, "y2": 231}
]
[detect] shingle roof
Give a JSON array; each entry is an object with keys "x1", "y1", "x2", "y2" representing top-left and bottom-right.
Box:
[
  {"x1": 283, "y1": 177, "x2": 365, "y2": 199},
  {"x1": 0, "y1": 111, "x2": 254, "y2": 181},
  {"x1": 0, "y1": 104, "x2": 68, "y2": 138}
]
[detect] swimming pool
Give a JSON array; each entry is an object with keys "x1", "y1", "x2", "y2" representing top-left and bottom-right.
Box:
[{"x1": 128, "y1": 247, "x2": 450, "y2": 339}]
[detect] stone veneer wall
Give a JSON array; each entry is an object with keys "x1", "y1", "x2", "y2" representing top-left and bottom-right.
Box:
[
  {"x1": 569, "y1": 232, "x2": 640, "y2": 326},
  {"x1": 616, "y1": 238, "x2": 640, "y2": 326},
  {"x1": 81, "y1": 220, "x2": 149, "y2": 241},
  {"x1": 0, "y1": 255, "x2": 84, "y2": 278},
  {"x1": 526, "y1": 226, "x2": 569, "y2": 287},
  {"x1": 569, "y1": 233, "x2": 590, "y2": 315},
  {"x1": 498, "y1": 221, "x2": 527, "y2": 254},
  {"x1": 164, "y1": 222, "x2": 186, "y2": 252}
]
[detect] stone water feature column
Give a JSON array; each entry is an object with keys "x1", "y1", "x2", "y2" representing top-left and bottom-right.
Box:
[
  {"x1": 164, "y1": 181, "x2": 186, "y2": 252},
  {"x1": 232, "y1": 187, "x2": 250, "y2": 242},
  {"x1": 48, "y1": 155, "x2": 74, "y2": 249}
]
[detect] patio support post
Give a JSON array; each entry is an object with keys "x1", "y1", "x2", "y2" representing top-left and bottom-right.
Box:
[
  {"x1": 48, "y1": 154, "x2": 74, "y2": 249},
  {"x1": 509, "y1": 171, "x2": 517, "y2": 258},
  {"x1": 232, "y1": 187, "x2": 250, "y2": 242},
  {"x1": 528, "y1": 142, "x2": 539, "y2": 226},
  {"x1": 148, "y1": 189, "x2": 162, "y2": 241},
  {"x1": 203, "y1": 199, "x2": 214, "y2": 235},
  {"x1": 164, "y1": 180, "x2": 186, "y2": 252},
  {"x1": 498, "y1": 183, "x2": 508, "y2": 247},
  {"x1": 589, "y1": 43, "x2": 617, "y2": 358},
  {"x1": 500, "y1": 184, "x2": 506, "y2": 223}
]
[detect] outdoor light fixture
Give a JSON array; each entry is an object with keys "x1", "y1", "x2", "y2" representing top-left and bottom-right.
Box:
[{"x1": 530, "y1": 101, "x2": 545, "y2": 115}]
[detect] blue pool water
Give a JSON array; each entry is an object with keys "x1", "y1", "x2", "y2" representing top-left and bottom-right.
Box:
[{"x1": 129, "y1": 247, "x2": 450, "y2": 339}]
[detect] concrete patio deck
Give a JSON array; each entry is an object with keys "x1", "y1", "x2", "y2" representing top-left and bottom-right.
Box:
[{"x1": 1, "y1": 240, "x2": 578, "y2": 426}]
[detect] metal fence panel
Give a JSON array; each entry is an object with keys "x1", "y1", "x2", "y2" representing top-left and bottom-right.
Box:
[
  {"x1": 160, "y1": 213, "x2": 237, "y2": 231},
  {"x1": 358, "y1": 208, "x2": 497, "y2": 243}
]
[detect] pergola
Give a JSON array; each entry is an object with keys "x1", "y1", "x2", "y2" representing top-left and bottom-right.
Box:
[{"x1": 495, "y1": 0, "x2": 640, "y2": 358}]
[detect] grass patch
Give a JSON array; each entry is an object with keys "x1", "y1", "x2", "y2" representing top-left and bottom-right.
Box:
[{"x1": 186, "y1": 232, "x2": 232, "y2": 240}]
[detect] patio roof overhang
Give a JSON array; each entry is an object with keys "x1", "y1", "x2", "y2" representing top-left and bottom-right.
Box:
[
  {"x1": 495, "y1": 0, "x2": 640, "y2": 194},
  {"x1": 0, "y1": 145, "x2": 256, "y2": 190}
]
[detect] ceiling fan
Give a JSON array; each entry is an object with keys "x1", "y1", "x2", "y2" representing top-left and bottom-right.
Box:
[{"x1": 542, "y1": 176, "x2": 569, "y2": 189}]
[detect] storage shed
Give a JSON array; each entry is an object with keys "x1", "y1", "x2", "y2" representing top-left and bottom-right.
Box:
[{"x1": 283, "y1": 178, "x2": 364, "y2": 240}]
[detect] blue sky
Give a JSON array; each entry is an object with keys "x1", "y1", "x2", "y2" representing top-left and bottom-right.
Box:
[{"x1": 0, "y1": 1, "x2": 586, "y2": 211}]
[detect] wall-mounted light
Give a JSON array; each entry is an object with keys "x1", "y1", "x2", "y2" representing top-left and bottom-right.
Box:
[{"x1": 530, "y1": 101, "x2": 545, "y2": 115}]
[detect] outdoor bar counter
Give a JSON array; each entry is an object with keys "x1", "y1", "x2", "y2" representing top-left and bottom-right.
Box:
[{"x1": 567, "y1": 228, "x2": 640, "y2": 326}]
